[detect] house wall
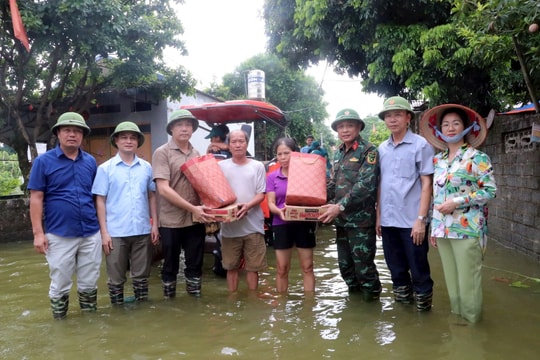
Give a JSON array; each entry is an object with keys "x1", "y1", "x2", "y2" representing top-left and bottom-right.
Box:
[
  {"x1": 482, "y1": 112, "x2": 540, "y2": 260},
  {"x1": 84, "y1": 90, "x2": 221, "y2": 164}
]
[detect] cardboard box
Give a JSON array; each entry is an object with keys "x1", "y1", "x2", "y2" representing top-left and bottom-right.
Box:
[
  {"x1": 193, "y1": 204, "x2": 239, "y2": 223},
  {"x1": 283, "y1": 205, "x2": 327, "y2": 221}
]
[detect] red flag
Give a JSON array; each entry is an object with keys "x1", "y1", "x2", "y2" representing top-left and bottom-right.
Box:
[{"x1": 9, "y1": 0, "x2": 30, "y2": 52}]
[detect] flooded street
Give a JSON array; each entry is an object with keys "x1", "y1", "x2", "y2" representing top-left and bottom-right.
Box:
[{"x1": 1, "y1": 225, "x2": 539, "y2": 359}]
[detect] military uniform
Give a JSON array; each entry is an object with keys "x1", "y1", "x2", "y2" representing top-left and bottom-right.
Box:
[{"x1": 328, "y1": 135, "x2": 381, "y2": 299}]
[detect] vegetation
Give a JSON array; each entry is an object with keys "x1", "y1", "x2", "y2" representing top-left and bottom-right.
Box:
[
  {"x1": 363, "y1": 115, "x2": 392, "y2": 147},
  {"x1": 0, "y1": 147, "x2": 22, "y2": 196},
  {"x1": 1, "y1": 0, "x2": 196, "y2": 186},
  {"x1": 263, "y1": 0, "x2": 540, "y2": 114}
]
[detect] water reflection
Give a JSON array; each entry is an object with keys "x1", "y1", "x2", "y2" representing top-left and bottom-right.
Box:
[{"x1": 1, "y1": 224, "x2": 539, "y2": 359}]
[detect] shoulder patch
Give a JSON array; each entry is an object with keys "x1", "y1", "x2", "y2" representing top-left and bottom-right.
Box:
[{"x1": 366, "y1": 151, "x2": 377, "y2": 165}]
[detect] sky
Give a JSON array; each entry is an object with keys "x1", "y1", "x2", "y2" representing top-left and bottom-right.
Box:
[{"x1": 166, "y1": 0, "x2": 383, "y2": 124}]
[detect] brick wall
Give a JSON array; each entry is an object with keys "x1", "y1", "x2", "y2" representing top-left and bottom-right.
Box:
[{"x1": 482, "y1": 112, "x2": 540, "y2": 261}]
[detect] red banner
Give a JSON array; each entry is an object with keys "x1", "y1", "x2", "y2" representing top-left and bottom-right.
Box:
[{"x1": 10, "y1": 0, "x2": 30, "y2": 52}]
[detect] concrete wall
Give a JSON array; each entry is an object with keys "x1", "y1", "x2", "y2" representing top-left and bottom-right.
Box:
[
  {"x1": 0, "y1": 197, "x2": 32, "y2": 242},
  {"x1": 482, "y1": 112, "x2": 540, "y2": 261}
]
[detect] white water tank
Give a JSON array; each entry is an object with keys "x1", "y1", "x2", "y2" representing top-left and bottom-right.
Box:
[{"x1": 247, "y1": 70, "x2": 265, "y2": 100}]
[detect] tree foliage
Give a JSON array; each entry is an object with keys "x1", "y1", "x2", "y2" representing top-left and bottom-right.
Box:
[
  {"x1": 264, "y1": 0, "x2": 540, "y2": 114},
  {"x1": 0, "y1": 148, "x2": 22, "y2": 196},
  {"x1": 452, "y1": 0, "x2": 540, "y2": 110},
  {"x1": 206, "y1": 53, "x2": 332, "y2": 160},
  {"x1": 0, "y1": 0, "x2": 196, "y2": 185},
  {"x1": 362, "y1": 115, "x2": 391, "y2": 147}
]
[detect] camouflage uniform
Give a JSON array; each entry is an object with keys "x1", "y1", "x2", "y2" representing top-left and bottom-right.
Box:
[{"x1": 328, "y1": 135, "x2": 381, "y2": 299}]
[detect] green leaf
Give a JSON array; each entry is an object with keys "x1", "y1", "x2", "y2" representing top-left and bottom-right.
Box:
[{"x1": 509, "y1": 281, "x2": 530, "y2": 288}]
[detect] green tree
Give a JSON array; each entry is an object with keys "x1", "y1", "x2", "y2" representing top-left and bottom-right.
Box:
[
  {"x1": 206, "y1": 54, "x2": 330, "y2": 160},
  {"x1": 451, "y1": 0, "x2": 540, "y2": 111},
  {"x1": 1, "y1": 0, "x2": 196, "y2": 186},
  {"x1": 264, "y1": 0, "x2": 451, "y2": 95},
  {"x1": 0, "y1": 149, "x2": 22, "y2": 196},
  {"x1": 362, "y1": 115, "x2": 391, "y2": 147},
  {"x1": 263, "y1": 0, "x2": 540, "y2": 113}
]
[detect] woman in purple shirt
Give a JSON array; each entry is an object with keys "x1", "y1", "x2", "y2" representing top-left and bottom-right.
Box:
[{"x1": 266, "y1": 138, "x2": 316, "y2": 293}]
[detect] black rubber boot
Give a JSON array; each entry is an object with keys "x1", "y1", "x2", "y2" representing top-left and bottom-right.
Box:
[
  {"x1": 186, "y1": 277, "x2": 201, "y2": 297},
  {"x1": 416, "y1": 291, "x2": 433, "y2": 312},
  {"x1": 362, "y1": 287, "x2": 382, "y2": 302},
  {"x1": 162, "y1": 281, "x2": 176, "y2": 299},
  {"x1": 78, "y1": 289, "x2": 98, "y2": 312},
  {"x1": 108, "y1": 284, "x2": 124, "y2": 305},
  {"x1": 50, "y1": 294, "x2": 69, "y2": 320},
  {"x1": 393, "y1": 285, "x2": 414, "y2": 304},
  {"x1": 133, "y1": 279, "x2": 149, "y2": 302}
]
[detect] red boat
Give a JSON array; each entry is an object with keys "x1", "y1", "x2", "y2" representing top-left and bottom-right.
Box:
[{"x1": 181, "y1": 99, "x2": 288, "y2": 129}]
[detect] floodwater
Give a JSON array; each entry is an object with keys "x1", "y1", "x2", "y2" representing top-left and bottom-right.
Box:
[{"x1": 1, "y1": 225, "x2": 539, "y2": 360}]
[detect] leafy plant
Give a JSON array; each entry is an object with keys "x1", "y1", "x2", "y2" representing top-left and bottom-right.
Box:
[{"x1": 0, "y1": 149, "x2": 23, "y2": 196}]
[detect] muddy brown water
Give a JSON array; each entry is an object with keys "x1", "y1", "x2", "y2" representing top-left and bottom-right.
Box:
[{"x1": 1, "y1": 225, "x2": 539, "y2": 359}]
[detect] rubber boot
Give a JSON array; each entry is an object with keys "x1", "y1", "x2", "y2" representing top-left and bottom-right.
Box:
[
  {"x1": 362, "y1": 287, "x2": 382, "y2": 302},
  {"x1": 416, "y1": 291, "x2": 433, "y2": 312},
  {"x1": 50, "y1": 294, "x2": 69, "y2": 320},
  {"x1": 393, "y1": 285, "x2": 414, "y2": 304},
  {"x1": 78, "y1": 289, "x2": 98, "y2": 312},
  {"x1": 133, "y1": 279, "x2": 149, "y2": 302},
  {"x1": 186, "y1": 277, "x2": 201, "y2": 297},
  {"x1": 163, "y1": 281, "x2": 176, "y2": 299},
  {"x1": 108, "y1": 284, "x2": 124, "y2": 305}
]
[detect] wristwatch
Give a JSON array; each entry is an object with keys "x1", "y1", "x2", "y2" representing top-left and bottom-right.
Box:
[
  {"x1": 417, "y1": 215, "x2": 427, "y2": 224},
  {"x1": 339, "y1": 204, "x2": 345, "y2": 212}
]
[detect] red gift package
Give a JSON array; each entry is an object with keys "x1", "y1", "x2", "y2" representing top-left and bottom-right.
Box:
[
  {"x1": 286, "y1": 152, "x2": 327, "y2": 206},
  {"x1": 180, "y1": 154, "x2": 236, "y2": 208}
]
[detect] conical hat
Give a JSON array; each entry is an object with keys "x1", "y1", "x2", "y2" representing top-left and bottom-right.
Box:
[{"x1": 419, "y1": 104, "x2": 488, "y2": 150}]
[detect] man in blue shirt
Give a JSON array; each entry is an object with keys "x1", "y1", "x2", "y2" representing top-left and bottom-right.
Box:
[
  {"x1": 28, "y1": 112, "x2": 102, "y2": 319},
  {"x1": 300, "y1": 135, "x2": 314, "y2": 153},
  {"x1": 92, "y1": 122, "x2": 159, "y2": 305}
]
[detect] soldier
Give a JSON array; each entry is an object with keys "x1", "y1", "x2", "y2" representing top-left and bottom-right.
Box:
[{"x1": 319, "y1": 109, "x2": 381, "y2": 301}]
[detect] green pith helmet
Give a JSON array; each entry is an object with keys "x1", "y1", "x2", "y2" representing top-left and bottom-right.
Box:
[
  {"x1": 331, "y1": 108, "x2": 366, "y2": 131},
  {"x1": 378, "y1": 96, "x2": 414, "y2": 120},
  {"x1": 110, "y1": 121, "x2": 145, "y2": 148},
  {"x1": 166, "y1": 109, "x2": 199, "y2": 135},
  {"x1": 51, "y1": 112, "x2": 91, "y2": 136}
]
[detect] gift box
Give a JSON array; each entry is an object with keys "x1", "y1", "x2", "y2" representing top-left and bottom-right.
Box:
[
  {"x1": 193, "y1": 204, "x2": 239, "y2": 223},
  {"x1": 180, "y1": 154, "x2": 236, "y2": 208},
  {"x1": 286, "y1": 152, "x2": 327, "y2": 206},
  {"x1": 283, "y1": 205, "x2": 327, "y2": 221}
]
